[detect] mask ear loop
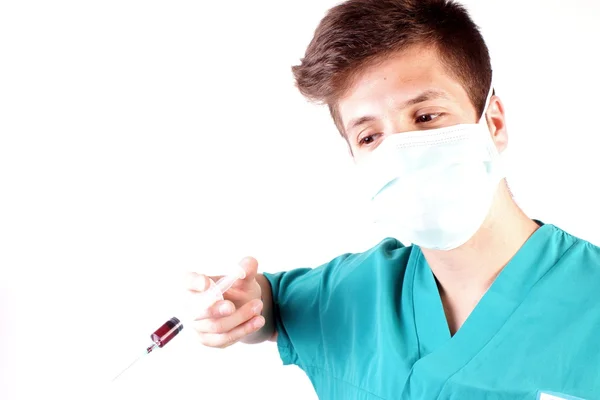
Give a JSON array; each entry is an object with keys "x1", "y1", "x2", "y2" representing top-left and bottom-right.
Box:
[{"x1": 478, "y1": 83, "x2": 495, "y2": 124}]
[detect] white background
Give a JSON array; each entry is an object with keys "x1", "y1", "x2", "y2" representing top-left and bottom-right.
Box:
[{"x1": 1, "y1": 1, "x2": 599, "y2": 399}]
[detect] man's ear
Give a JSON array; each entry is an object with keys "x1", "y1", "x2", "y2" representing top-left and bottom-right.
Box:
[{"x1": 486, "y1": 95, "x2": 508, "y2": 153}]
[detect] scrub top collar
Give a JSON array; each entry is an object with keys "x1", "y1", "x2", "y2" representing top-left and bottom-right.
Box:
[{"x1": 406, "y1": 222, "x2": 575, "y2": 378}]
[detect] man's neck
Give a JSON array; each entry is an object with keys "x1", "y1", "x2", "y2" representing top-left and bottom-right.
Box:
[{"x1": 421, "y1": 184, "x2": 540, "y2": 334}]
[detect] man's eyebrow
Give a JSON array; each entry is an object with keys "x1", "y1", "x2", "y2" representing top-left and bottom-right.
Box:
[
  {"x1": 344, "y1": 90, "x2": 450, "y2": 133},
  {"x1": 402, "y1": 89, "x2": 449, "y2": 108},
  {"x1": 345, "y1": 116, "x2": 377, "y2": 133}
]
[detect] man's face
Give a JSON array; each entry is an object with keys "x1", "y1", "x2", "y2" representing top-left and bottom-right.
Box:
[{"x1": 338, "y1": 45, "x2": 481, "y2": 161}]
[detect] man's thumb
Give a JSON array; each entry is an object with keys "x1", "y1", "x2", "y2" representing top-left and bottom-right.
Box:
[{"x1": 238, "y1": 256, "x2": 259, "y2": 281}]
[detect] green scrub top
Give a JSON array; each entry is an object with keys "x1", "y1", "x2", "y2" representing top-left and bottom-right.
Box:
[{"x1": 263, "y1": 223, "x2": 600, "y2": 400}]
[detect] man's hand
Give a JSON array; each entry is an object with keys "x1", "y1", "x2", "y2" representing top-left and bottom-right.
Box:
[{"x1": 185, "y1": 257, "x2": 274, "y2": 348}]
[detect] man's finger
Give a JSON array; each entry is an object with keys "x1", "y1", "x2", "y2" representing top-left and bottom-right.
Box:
[
  {"x1": 185, "y1": 273, "x2": 213, "y2": 292},
  {"x1": 192, "y1": 299, "x2": 263, "y2": 333},
  {"x1": 195, "y1": 315, "x2": 266, "y2": 348},
  {"x1": 192, "y1": 299, "x2": 236, "y2": 320}
]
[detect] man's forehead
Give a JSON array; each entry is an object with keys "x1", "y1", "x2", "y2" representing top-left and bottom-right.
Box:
[
  {"x1": 337, "y1": 48, "x2": 456, "y2": 108},
  {"x1": 348, "y1": 51, "x2": 438, "y2": 89}
]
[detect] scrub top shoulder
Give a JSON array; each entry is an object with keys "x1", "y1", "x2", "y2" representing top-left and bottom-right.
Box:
[{"x1": 263, "y1": 224, "x2": 600, "y2": 400}]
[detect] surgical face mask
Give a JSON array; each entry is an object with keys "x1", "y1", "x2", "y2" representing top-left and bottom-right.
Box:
[{"x1": 356, "y1": 87, "x2": 504, "y2": 251}]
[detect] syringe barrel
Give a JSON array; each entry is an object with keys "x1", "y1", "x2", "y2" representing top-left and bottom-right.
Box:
[
  {"x1": 151, "y1": 317, "x2": 183, "y2": 348},
  {"x1": 214, "y1": 266, "x2": 246, "y2": 293}
]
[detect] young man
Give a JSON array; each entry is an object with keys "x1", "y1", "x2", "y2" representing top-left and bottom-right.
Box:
[{"x1": 187, "y1": 0, "x2": 600, "y2": 398}]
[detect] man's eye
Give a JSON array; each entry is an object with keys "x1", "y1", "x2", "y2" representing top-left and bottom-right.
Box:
[
  {"x1": 358, "y1": 133, "x2": 381, "y2": 146},
  {"x1": 416, "y1": 113, "x2": 441, "y2": 123}
]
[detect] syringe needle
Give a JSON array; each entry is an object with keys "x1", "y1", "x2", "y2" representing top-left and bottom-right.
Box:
[
  {"x1": 112, "y1": 354, "x2": 143, "y2": 382},
  {"x1": 111, "y1": 345, "x2": 154, "y2": 383}
]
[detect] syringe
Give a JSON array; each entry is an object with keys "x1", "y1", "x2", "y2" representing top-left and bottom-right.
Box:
[{"x1": 111, "y1": 266, "x2": 246, "y2": 382}]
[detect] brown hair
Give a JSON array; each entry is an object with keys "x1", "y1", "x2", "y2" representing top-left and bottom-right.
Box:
[{"x1": 292, "y1": 0, "x2": 493, "y2": 136}]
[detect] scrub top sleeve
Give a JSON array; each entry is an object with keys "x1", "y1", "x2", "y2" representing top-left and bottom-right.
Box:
[
  {"x1": 263, "y1": 256, "x2": 350, "y2": 367},
  {"x1": 263, "y1": 269, "x2": 304, "y2": 365}
]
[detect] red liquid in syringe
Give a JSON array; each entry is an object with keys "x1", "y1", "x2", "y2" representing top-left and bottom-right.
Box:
[{"x1": 146, "y1": 317, "x2": 183, "y2": 353}]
